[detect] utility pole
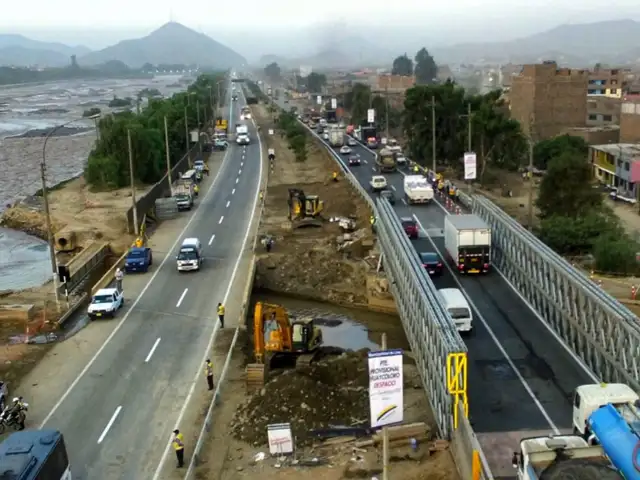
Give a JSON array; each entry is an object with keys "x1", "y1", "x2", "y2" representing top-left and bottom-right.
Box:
[
  {"x1": 196, "y1": 100, "x2": 202, "y2": 156},
  {"x1": 184, "y1": 107, "x2": 190, "y2": 155},
  {"x1": 425, "y1": 96, "x2": 437, "y2": 174},
  {"x1": 459, "y1": 103, "x2": 474, "y2": 191},
  {"x1": 527, "y1": 138, "x2": 535, "y2": 230},
  {"x1": 40, "y1": 160, "x2": 61, "y2": 310},
  {"x1": 127, "y1": 129, "x2": 138, "y2": 236},
  {"x1": 384, "y1": 85, "x2": 390, "y2": 140},
  {"x1": 164, "y1": 116, "x2": 172, "y2": 193}
]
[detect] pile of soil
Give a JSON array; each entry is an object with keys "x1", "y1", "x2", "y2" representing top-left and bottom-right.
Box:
[{"x1": 231, "y1": 350, "x2": 372, "y2": 446}]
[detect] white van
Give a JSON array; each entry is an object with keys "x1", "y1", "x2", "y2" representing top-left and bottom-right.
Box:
[
  {"x1": 177, "y1": 238, "x2": 203, "y2": 271},
  {"x1": 438, "y1": 288, "x2": 473, "y2": 333}
]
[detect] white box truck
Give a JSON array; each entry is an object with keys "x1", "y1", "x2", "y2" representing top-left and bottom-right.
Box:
[
  {"x1": 403, "y1": 175, "x2": 434, "y2": 204},
  {"x1": 328, "y1": 127, "x2": 345, "y2": 147},
  {"x1": 443, "y1": 214, "x2": 491, "y2": 274}
]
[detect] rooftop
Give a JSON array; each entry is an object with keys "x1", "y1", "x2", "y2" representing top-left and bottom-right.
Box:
[{"x1": 591, "y1": 143, "x2": 640, "y2": 156}]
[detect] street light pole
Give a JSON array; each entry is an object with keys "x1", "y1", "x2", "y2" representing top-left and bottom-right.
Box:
[
  {"x1": 41, "y1": 114, "x2": 100, "y2": 310},
  {"x1": 196, "y1": 100, "x2": 202, "y2": 156},
  {"x1": 184, "y1": 107, "x2": 190, "y2": 155}
]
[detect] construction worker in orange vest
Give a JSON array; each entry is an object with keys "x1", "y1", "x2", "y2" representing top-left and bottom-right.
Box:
[{"x1": 172, "y1": 429, "x2": 185, "y2": 468}]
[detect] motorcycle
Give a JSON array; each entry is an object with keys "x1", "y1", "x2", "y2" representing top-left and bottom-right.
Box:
[{"x1": 0, "y1": 403, "x2": 28, "y2": 433}]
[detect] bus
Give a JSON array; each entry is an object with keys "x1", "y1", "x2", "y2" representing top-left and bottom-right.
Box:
[{"x1": 0, "y1": 429, "x2": 71, "y2": 479}]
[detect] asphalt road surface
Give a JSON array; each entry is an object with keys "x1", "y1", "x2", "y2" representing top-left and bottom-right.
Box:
[
  {"x1": 40, "y1": 84, "x2": 262, "y2": 479},
  {"x1": 273, "y1": 96, "x2": 598, "y2": 476}
]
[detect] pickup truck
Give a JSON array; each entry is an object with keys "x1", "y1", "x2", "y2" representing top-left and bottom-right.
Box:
[
  {"x1": 124, "y1": 247, "x2": 153, "y2": 273},
  {"x1": 370, "y1": 175, "x2": 388, "y2": 192},
  {"x1": 88, "y1": 288, "x2": 124, "y2": 319}
]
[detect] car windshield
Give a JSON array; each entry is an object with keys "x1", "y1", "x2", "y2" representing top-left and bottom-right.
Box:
[
  {"x1": 178, "y1": 250, "x2": 198, "y2": 261},
  {"x1": 93, "y1": 295, "x2": 113, "y2": 304},
  {"x1": 449, "y1": 307, "x2": 471, "y2": 320},
  {"x1": 420, "y1": 253, "x2": 438, "y2": 263},
  {"x1": 176, "y1": 194, "x2": 190, "y2": 200},
  {"x1": 128, "y1": 250, "x2": 145, "y2": 258},
  {"x1": 402, "y1": 220, "x2": 416, "y2": 228}
]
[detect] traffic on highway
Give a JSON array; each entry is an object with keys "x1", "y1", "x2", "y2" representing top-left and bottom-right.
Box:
[{"x1": 0, "y1": 80, "x2": 264, "y2": 479}]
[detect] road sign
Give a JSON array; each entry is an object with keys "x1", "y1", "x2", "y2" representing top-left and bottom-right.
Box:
[
  {"x1": 331, "y1": 98, "x2": 337, "y2": 109},
  {"x1": 464, "y1": 152, "x2": 477, "y2": 180},
  {"x1": 367, "y1": 109, "x2": 375, "y2": 123},
  {"x1": 316, "y1": 95, "x2": 322, "y2": 105},
  {"x1": 368, "y1": 350, "x2": 404, "y2": 428}
]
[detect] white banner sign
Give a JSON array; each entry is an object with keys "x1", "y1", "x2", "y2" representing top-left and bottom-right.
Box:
[
  {"x1": 268, "y1": 129, "x2": 274, "y2": 135},
  {"x1": 267, "y1": 423, "x2": 294, "y2": 455},
  {"x1": 367, "y1": 108, "x2": 375, "y2": 124},
  {"x1": 368, "y1": 350, "x2": 404, "y2": 428},
  {"x1": 331, "y1": 98, "x2": 337, "y2": 109},
  {"x1": 464, "y1": 152, "x2": 477, "y2": 180},
  {"x1": 190, "y1": 130, "x2": 199, "y2": 143},
  {"x1": 316, "y1": 95, "x2": 322, "y2": 105}
]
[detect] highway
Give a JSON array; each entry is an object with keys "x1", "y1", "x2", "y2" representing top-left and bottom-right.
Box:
[
  {"x1": 39, "y1": 85, "x2": 263, "y2": 479},
  {"x1": 272, "y1": 94, "x2": 599, "y2": 472}
]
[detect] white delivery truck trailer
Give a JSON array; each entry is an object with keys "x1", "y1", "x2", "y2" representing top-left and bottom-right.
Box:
[
  {"x1": 444, "y1": 214, "x2": 491, "y2": 274},
  {"x1": 403, "y1": 175, "x2": 434, "y2": 204}
]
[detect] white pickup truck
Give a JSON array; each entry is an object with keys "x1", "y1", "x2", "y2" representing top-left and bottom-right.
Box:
[
  {"x1": 370, "y1": 175, "x2": 388, "y2": 192},
  {"x1": 404, "y1": 175, "x2": 434, "y2": 204},
  {"x1": 88, "y1": 288, "x2": 124, "y2": 319}
]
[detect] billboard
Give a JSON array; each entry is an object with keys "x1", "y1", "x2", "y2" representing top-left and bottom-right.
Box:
[{"x1": 368, "y1": 350, "x2": 404, "y2": 428}]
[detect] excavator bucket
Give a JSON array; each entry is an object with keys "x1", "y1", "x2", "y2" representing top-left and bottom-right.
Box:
[{"x1": 246, "y1": 363, "x2": 266, "y2": 392}]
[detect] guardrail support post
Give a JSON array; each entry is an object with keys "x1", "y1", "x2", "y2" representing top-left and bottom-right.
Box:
[{"x1": 377, "y1": 253, "x2": 383, "y2": 273}]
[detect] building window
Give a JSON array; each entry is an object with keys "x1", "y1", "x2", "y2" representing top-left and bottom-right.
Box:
[
  {"x1": 618, "y1": 159, "x2": 623, "y2": 167},
  {"x1": 611, "y1": 89, "x2": 618, "y2": 94},
  {"x1": 625, "y1": 161, "x2": 630, "y2": 171},
  {"x1": 588, "y1": 114, "x2": 598, "y2": 120},
  {"x1": 603, "y1": 115, "x2": 612, "y2": 121}
]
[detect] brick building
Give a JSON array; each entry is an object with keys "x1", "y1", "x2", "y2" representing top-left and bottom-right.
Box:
[
  {"x1": 620, "y1": 98, "x2": 640, "y2": 143},
  {"x1": 587, "y1": 96, "x2": 621, "y2": 126},
  {"x1": 510, "y1": 61, "x2": 588, "y2": 140},
  {"x1": 588, "y1": 67, "x2": 631, "y2": 98}
]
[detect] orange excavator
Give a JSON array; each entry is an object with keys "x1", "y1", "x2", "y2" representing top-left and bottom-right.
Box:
[{"x1": 246, "y1": 302, "x2": 323, "y2": 391}]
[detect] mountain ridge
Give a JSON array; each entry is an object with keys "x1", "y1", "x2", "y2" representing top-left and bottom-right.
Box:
[{"x1": 79, "y1": 22, "x2": 246, "y2": 69}]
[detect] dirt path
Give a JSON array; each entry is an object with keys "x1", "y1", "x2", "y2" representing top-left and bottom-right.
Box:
[{"x1": 253, "y1": 104, "x2": 375, "y2": 306}]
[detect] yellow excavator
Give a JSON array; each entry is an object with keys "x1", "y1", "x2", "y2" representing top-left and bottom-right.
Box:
[
  {"x1": 288, "y1": 188, "x2": 324, "y2": 228},
  {"x1": 246, "y1": 302, "x2": 323, "y2": 391}
]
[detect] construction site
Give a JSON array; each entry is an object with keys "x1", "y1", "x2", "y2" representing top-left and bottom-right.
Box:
[{"x1": 191, "y1": 103, "x2": 460, "y2": 479}]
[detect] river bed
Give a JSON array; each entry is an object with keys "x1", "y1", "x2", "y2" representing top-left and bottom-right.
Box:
[{"x1": 0, "y1": 227, "x2": 51, "y2": 292}]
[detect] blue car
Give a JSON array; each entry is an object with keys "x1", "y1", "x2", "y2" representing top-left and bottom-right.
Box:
[{"x1": 124, "y1": 247, "x2": 153, "y2": 273}]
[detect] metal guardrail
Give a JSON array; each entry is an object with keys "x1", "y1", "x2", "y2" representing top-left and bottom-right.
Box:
[
  {"x1": 61, "y1": 242, "x2": 110, "y2": 294},
  {"x1": 287, "y1": 109, "x2": 493, "y2": 478}
]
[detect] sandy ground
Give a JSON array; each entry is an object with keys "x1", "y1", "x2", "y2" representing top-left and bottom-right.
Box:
[{"x1": 252, "y1": 104, "x2": 375, "y2": 306}]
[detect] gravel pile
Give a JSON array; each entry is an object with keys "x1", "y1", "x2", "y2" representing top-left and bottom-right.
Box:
[{"x1": 231, "y1": 350, "x2": 372, "y2": 446}]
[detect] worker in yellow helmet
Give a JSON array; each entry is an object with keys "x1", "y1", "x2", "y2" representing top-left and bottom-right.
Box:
[
  {"x1": 332, "y1": 171, "x2": 338, "y2": 182},
  {"x1": 217, "y1": 303, "x2": 225, "y2": 329},
  {"x1": 134, "y1": 237, "x2": 143, "y2": 248},
  {"x1": 193, "y1": 184, "x2": 199, "y2": 197},
  {"x1": 205, "y1": 359, "x2": 214, "y2": 391}
]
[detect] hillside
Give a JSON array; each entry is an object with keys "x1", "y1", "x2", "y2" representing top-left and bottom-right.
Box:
[
  {"x1": 0, "y1": 34, "x2": 90, "y2": 67},
  {"x1": 80, "y1": 22, "x2": 246, "y2": 69},
  {"x1": 432, "y1": 19, "x2": 640, "y2": 66}
]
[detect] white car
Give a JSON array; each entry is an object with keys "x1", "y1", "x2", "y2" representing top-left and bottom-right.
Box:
[
  {"x1": 396, "y1": 155, "x2": 407, "y2": 165},
  {"x1": 88, "y1": 288, "x2": 123, "y2": 319},
  {"x1": 340, "y1": 146, "x2": 352, "y2": 155},
  {"x1": 322, "y1": 133, "x2": 329, "y2": 140},
  {"x1": 370, "y1": 175, "x2": 388, "y2": 192},
  {"x1": 347, "y1": 138, "x2": 357, "y2": 146}
]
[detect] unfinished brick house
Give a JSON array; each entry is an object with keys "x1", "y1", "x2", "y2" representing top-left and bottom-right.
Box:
[{"x1": 510, "y1": 61, "x2": 588, "y2": 140}]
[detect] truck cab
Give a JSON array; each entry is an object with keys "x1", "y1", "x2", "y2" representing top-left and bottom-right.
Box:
[{"x1": 573, "y1": 383, "x2": 639, "y2": 436}]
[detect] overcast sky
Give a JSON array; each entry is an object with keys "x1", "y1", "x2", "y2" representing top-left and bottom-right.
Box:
[{"x1": 2, "y1": 0, "x2": 640, "y2": 57}]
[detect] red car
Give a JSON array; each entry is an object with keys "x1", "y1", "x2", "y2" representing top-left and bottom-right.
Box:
[
  {"x1": 401, "y1": 217, "x2": 419, "y2": 239},
  {"x1": 349, "y1": 155, "x2": 361, "y2": 166},
  {"x1": 419, "y1": 252, "x2": 443, "y2": 276}
]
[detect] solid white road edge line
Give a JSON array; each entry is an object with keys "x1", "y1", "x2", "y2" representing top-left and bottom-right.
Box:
[
  {"x1": 412, "y1": 213, "x2": 561, "y2": 433},
  {"x1": 97, "y1": 406, "x2": 122, "y2": 444},
  {"x1": 39, "y1": 124, "x2": 235, "y2": 429},
  {"x1": 152, "y1": 88, "x2": 264, "y2": 480},
  {"x1": 176, "y1": 288, "x2": 188, "y2": 308},
  {"x1": 208, "y1": 234, "x2": 216, "y2": 246},
  {"x1": 145, "y1": 338, "x2": 161, "y2": 363}
]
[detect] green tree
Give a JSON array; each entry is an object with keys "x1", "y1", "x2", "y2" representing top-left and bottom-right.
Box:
[
  {"x1": 392, "y1": 54, "x2": 413, "y2": 76},
  {"x1": 278, "y1": 111, "x2": 308, "y2": 161},
  {"x1": 533, "y1": 134, "x2": 588, "y2": 170},
  {"x1": 536, "y1": 151, "x2": 602, "y2": 219},
  {"x1": 264, "y1": 62, "x2": 281, "y2": 82},
  {"x1": 306, "y1": 72, "x2": 327, "y2": 93},
  {"x1": 414, "y1": 48, "x2": 438, "y2": 85},
  {"x1": 85, "y1": 73, "x2": 225, "y2": 189}
]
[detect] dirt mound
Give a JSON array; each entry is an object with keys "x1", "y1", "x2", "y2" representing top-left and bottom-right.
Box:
[{"x1": 231, "y1": 350, "x2": 373, "y2": 446}]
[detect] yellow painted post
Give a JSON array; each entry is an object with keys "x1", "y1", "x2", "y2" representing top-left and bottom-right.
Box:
[
  {"x1": 471, "y1": 450, "x2": 481, "y2": 480},
  {"x1": 446, "y1": 352, "x2": 469, "y2": 429}
]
